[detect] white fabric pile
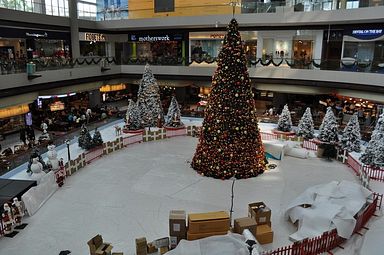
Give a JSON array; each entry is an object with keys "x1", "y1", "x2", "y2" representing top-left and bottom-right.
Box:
[{"x1": 284, "y1": 180, "x2": 372, "y2": 241}]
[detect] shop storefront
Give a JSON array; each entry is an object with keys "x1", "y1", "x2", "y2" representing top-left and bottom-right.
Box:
[
  {"x1": 79, "y1": 32, "x2": 107, "y2": 57},
  {"x1": 189, "y1": 31, "x2": 257, "y2": 63},
  {"x1": 0, "y1": 26, "x2": 70, "y2": 61},
  {"x1": 257, "y1": 30, "x2": 323, "y2": 65},
  {"x1": 341, "y1": 28, "x2": 384, "y2": 72},
  {"x1": 117, "y1": 31, "x2": 187, "y2": 65}
]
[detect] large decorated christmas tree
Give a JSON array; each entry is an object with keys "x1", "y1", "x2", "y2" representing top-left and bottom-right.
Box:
[
  {"x1": 191, "y1": 19, "x2": 266, "y2": 179},
  {"x1": 137, "y1": 64, "x2": 164, "y2": 127}
]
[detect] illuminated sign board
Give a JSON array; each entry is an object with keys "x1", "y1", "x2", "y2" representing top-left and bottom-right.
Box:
[
  {"x1": 81, "y1": 32, "x2": 106, "y2": 42},
  {"x1": 49, "y1": 101, "x2": 65, "y2": 112}
]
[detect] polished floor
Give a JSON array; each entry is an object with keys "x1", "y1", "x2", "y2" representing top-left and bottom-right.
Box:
[{"x1": 1, "y1": 135, "x2": 380, "y2": 255}]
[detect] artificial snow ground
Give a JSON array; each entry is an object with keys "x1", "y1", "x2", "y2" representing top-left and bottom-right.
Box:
[
  {"x1": 0, "y1": 137, "x2": 383, "y2": 254},
  {"x1": 0, "y1": 118, "x2": 382, "y2": 255}
]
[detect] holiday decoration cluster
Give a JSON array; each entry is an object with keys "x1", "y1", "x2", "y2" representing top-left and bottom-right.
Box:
[
  {"x1": 191, "y1": 19, "x2": 266, "y2": 179},
  {"x1": 164, "y1": 96, "x2": 184, "y2": 128},
  {"x1": 78, "y1": 125, "x2": 103, "y2": 150}
]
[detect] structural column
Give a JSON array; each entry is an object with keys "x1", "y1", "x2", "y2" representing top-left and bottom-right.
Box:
[{"x1": 69, "y1": 0, "x2": 80, "y2": 59}]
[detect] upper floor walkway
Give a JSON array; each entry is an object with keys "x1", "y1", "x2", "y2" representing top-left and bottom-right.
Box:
[{"x1": 0, "y1": 56, "x2": 383, "y2": 98}]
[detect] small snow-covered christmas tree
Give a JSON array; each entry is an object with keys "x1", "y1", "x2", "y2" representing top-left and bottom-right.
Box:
[
  {"x1": 92, "y1": 128, "x2": 103, "y2": 146},
  {"x1": 360, "y1": 112, "x2": 384, "y2": 166},
  {"x1": 318, "y1": 107, "x2": 339, "y2": 143},
  {"x1": 125, "y1": 99, "x2": 143, "y2": 130},
  {"x1": 277, "y1": 104, "x2": 292, "y2": 132},
  {"x1": 165, "y1": 96, "x2": 184, "y2": 127},
  {"x1": 296, "y1": 107, "x2": 314, "y2": 140},
  {"x1": 80, "y1": 129, "x2": 93, "y2": 150},
  {"x1": 137, "y1": 64, "x2": 164, "y2": 127},
  {"x1": 78, "y1": 125, "x2": 87, "y2": 148},
  {"x1": 375, "y1": 136, "x2": 384, "y2": 166},
  {"x1": 340, "y1": 113, "x2": 361, "y2": 152}
]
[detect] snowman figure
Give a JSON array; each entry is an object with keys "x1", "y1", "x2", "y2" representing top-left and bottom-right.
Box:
[
  {"x1": 11, "y1": 198, "x2": 24, "y2": 226},
  {"x1": 29, "y1": 157, "x2": 46, "y2": 182},
  {"x1": 39, "y1": 122, "x2": 50, "y2": 141},
  {"x1": 46, "y1": 144, "x2": 59, "y2": 171},
  {"x1": 2, "y1": 203, "x2": 15, "y2": 235}
]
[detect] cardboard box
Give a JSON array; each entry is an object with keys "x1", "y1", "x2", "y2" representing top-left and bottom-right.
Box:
[
  {"x1": 87, "y1": 235, "x2": 113, "y2": 255},
  {"x1": 187, "y1": 230, "x2": 228, "y2": 241},
  {"x1": 188, "y1": 211, "x2": 230, "y2": 234},
  {"x1": 256, "y1": 225, "x2": 274, "y2": 244},
  {"x1": 154, "y1": 237, "x2": 169, "y2": 248},
  {"x1": 95, "y1": 245, "x2": 113, "y2": 255},
  {"x1": 234, "y1": 217, "x2": 257, "y2": 236},
  {"x1": 159, "y1": 246, "x2": 169, "y2": 255},
  {"x1": 169, "y1": 210, "x2": 187, "y2": 237},
  {"x1": 170, "y1": 235, "x2": 184, "y2": 249},
  {"x1": 135, "y1": 237, "x2": 147, "y2": 255},
  {"x1": 248, "y1": 202, "x2": 271, "y2": 225},
  {"x1": 147, "y1": 242, "x2": 157, "y2": 254}
]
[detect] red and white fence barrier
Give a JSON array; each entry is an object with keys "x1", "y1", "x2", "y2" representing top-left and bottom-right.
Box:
[
  {"x1": 347, "y1": 153, "x2": 384, "y2": 182},
  {"x1": 260, "y1": 132, "x2": 278, "y2": 141},
  {"x1": 85, "y1": 146, "x2": 104, "y2": 164},
  {"x1": 165, "y1": 127, "x2": 187, "y2": 138},
  {"x1": 302, "y1": 139, "x2": 318, "y2": 151},
  {"x1": 122, "y1": 133, "x2": 143, "y2": 146}
]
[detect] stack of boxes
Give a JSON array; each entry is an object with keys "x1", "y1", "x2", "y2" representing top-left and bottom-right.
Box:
[
  {"x1": 169, "y1": 210, "x2": 187, "y2": 249},
  {"x1": 135, "y1": 237, "x2": 147, "y2": 255},
  {"x1": 87, "y1": 235, "x2": 113, "y2": 255},
  {"x1": 248, "y1": 202, "x2": 274, "y2": 244},
  {"x1": 187, "y1": 211, "x2": 230, "y2": 241}
]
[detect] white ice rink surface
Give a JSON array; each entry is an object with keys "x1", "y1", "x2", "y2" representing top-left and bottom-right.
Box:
[{"x1": 1, "y1": 134, "x2": 382, "y2": 255}]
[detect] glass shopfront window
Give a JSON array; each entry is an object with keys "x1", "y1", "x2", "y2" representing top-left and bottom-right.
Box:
[
  {"x1": 342, "y1": 28, "x2": 384, "y2": 72},
  {"x1": 119, "y1": 32, "x2": 185, "y2": 65},
  {"x1": 189, "y1": 31, "x2": 257, "y2": 63},
  {"x1": 0, "y1": 0, "x2": 69, "y2": 16}
]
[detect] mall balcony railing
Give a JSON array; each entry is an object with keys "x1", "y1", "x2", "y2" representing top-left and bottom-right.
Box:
[
  {"x1": 0, "y1": 56, "x2": 117, "y2": 75},
  {"x1": 1, "y1": 56, "x2": 384, "y2": 75},
  {"x1": 290, "y1": 0, "x2": 384, "y2": 12}
]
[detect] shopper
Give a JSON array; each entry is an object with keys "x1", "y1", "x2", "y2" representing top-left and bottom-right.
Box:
[{"x1": 20, "y1": 128, "x2": 27, "y2": 145}]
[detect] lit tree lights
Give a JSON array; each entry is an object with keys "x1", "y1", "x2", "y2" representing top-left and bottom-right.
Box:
[{"x1": 191, "y1": 19, "x2": 266, "y2": 179}]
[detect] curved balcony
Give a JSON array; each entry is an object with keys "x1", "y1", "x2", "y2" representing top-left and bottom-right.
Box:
[{"x1": 0, "y1": 56, "x2": 384, "y2": 96}]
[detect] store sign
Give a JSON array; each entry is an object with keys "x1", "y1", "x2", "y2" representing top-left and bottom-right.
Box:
[
  {"x1": 350, "y1": 29, "x2": 384, "y2": 40},
  {"x1": 49, "y1": 101, "x2": 65, "y2": 112},
  {"x1": 26, "y1": 32, "x2": 48, "y2": 38},
  {"x1": 210, "y1": 33, "x2": 225, "y2": 39},
  {"x1": 84, "y1": 33, "x2": 106, "y2": 42},
  {"x1": 129, "y1": 33, "x2": 183, "y2": 42}
]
